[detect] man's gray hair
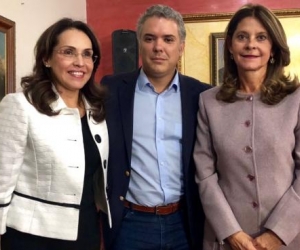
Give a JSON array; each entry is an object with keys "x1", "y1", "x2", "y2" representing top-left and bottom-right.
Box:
[{"x1": 136, "y1": 4, "x2": 186, "y2": 42}]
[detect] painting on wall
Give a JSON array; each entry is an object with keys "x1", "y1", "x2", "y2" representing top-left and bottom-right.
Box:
[
  {"x1": 211, "y1": 32, "x2": 225, "y2": 86},
  {"x1": 0, "y1": 15, "x2": 15, "y2": 100},
  {"x1": 179, "y1": 9, "x2": 300, "y2": 85},
  {"x1": 0, "y1": 31, "x2": 5, "y2": 100}
]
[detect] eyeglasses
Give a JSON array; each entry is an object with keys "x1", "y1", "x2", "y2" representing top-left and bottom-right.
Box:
[{"x1": 55, "y1": 47, "x2": 98, "y2": 63}]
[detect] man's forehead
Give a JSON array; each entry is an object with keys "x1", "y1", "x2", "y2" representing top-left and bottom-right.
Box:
[
  {"x1": 143, "y1": 16, "x2": 178, "y2": 26},
  {"x1": 142, "y1": 33, "x2": 176, "y2": 37},
  {"x1": 141, "y1": 18, "x2": 179, "y2": 35}
]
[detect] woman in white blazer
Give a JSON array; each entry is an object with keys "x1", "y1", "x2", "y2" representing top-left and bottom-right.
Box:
[{"x1": 0, "y1": 18, "x2": 111, "y2": 250}]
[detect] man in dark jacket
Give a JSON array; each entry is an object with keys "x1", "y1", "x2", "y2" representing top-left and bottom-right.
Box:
[{"x1": 101, "y1": 4, "x2": 210, "y2": 250}]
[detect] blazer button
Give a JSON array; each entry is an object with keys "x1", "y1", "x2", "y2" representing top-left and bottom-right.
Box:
[
  {"x1": 244, "y1": 146, "x2": 253, "y2": 153},
  {"x1": 246, "y1": 96, "x2": 253, "y2": 101},
  {"x1": 244, "y1": 120, "x2": 251, "y2": 127},
  {"x1": 125, "y1": 171, "x2": 130, "y2": 177},
  {"x1": 95, "y1": 134, "x2": 101, "y2": 143},
  {"x1": 119, "y1": 196, "x2": 124, "y2": 201},
  {"x1": 247, "y1": 174, "x2": 255, "y2": 181},
  {"x1": 252, "y1": 201, "x2": 258, "y2": 208}
]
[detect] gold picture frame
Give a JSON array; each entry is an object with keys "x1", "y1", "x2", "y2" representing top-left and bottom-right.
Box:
[
  {"x1": 179, "y1": 9, "x2": 300, "y2": 85},
  {"x1": 0, "y1": 15, "x2": 15, "y2": 100},
  {"x1": 211, "y1": 32, "x2": 225, "y2": 86}
]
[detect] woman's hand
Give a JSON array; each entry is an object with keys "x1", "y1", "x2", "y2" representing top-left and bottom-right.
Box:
[
  {"x1": 227, "y1": 231, "x2": 258, "y2": 250},
  {"x1": 253, "y1": 230, "x2": 283, "y2": 250}
]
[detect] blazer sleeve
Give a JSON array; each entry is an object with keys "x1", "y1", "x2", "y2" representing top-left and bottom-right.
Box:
[
  {"x1": 193, "y1": 94, "x2": 242, "y2": 242},
  {"x1": 264, "y1": 106, "x2": 300, "y2": 245},
  {"x1": 0, "y1": 94, "x2": 28, "y2": 234}
]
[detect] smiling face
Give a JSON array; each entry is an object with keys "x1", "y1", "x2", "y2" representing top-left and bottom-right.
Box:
[
  {"x1": 139, "y1": 16, "x2": 184, "y2": 82},
  {"x1": 229, "y1": 16, "x2": 273, "y2": 76},
  {"x1": 45, "y1": 28, "x2": 94, "y2": 97}
]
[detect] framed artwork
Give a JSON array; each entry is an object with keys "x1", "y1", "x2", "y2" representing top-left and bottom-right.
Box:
[
  {"x1": 0, "y1": 15, "x2": 15, "y2": 100},
  {"x1": 178, "y1": 9, "x2": 300, "y2": 85},
  {"x1": 211, "y1": 32, "x2": 225, "y2": 86}
]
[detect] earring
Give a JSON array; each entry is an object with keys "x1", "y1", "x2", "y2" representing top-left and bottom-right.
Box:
[
  {"x1": 270, "y1": 57, "x2": 275, "y2": 64},
  {"x1": 45, "y1": 64, "x2": 50, "y2": 68},
  {"x1": 230, "y1": 54, "x2": 234, "y2": 60}
]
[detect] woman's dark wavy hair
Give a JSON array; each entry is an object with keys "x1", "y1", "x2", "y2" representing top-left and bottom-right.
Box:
[
  {"x1": 21, "y1": 18, "x2": 106, "y2": 122},
  {"x1": 217, "y1": 4, "x2": 299, "y2": 105}
]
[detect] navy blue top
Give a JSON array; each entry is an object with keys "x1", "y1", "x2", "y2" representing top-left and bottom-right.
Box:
[{"x1": 77, "y1": 114, "x2": 101, "y2": 248}]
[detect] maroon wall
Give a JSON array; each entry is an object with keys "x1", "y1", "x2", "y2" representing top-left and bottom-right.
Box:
[{"x1": 86, "y1": 0, "x2": 300, "y2": 81}]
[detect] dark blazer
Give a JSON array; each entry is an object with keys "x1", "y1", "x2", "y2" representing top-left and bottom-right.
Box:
[{"x1": 101, "y1": 69, "x2": 210, "y2": 250}]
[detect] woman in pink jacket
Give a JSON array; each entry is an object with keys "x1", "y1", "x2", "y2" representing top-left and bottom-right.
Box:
[{"x1": 194, "y1": 4, "x2": 300, "y2": 250}]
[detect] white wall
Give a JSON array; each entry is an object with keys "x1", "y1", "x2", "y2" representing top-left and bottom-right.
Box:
[{"x1": 1, "y1": 0, "x2": 86, "y2": 90}]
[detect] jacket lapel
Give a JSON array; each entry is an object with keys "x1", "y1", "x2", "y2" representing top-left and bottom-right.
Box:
[
  {"x1": 179, "y1": 75, "x2": 195, "y2": 173},
  {"x1": 118, "y1": 71, "x2": 140, "y2": 162}
]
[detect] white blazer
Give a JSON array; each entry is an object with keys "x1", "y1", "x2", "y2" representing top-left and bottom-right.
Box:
[{"x1": 0, "y1": 91, "x2": 112, "y2": 240}]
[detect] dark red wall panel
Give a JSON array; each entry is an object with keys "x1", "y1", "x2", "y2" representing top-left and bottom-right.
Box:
[{"x1": 87, "y1": 0, "x2": 300, "y2": 81}]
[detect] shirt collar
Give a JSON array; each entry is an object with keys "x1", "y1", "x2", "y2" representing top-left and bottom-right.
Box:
[
  {"x1": 137, "y1": 68, "x2": 180, "y2": 93},
  {"x1": 49, "y1": 84, "x2": 91, "y2": 112}
]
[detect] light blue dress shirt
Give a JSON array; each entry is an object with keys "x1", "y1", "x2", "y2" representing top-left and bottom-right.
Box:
[{"x1": 126, "y1": 69, "x2": 183, "y2": 206}]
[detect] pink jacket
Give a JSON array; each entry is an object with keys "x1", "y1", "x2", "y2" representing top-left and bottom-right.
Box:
[{"x1": 194, "y1": 86, "x2": 300, "y2": 250}]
